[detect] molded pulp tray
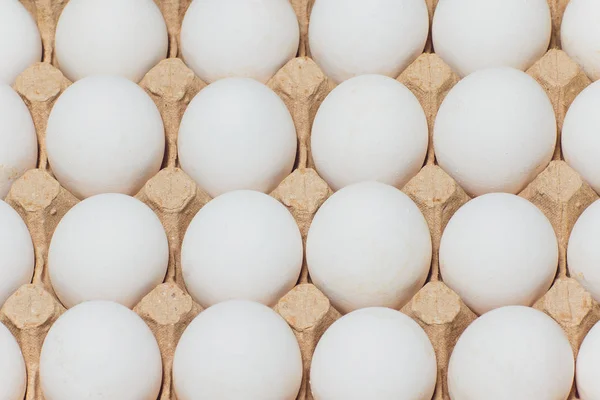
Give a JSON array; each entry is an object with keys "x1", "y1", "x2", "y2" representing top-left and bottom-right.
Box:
[{"x1": 5, "y1": 0, "x2": 588, "y2": 398}]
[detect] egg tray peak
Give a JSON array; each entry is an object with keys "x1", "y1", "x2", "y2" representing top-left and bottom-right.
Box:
[{"x1": 3, "y1": 0, "x2": 591, "y2": 399}]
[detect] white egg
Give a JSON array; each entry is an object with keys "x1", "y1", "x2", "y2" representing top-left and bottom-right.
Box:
[
  {"x1": 311, "y1": 74, "x2": 428, "y2": 191},
  {"x1": 0, "y1": 321, "x2": 26, "y2": 400},
  {"x1": 181, "y1": 190, "x2": 302, "y2": 308},
  {"x1": 567, "y1": 199, "x2": 600, "y2": 303},
  {"x1": 432, "y1": 0, "x2": 551, "y2": 77},
  {"x1": 562, "y1": 0, "x2": 600, "y2": 81},
  {"x1": 46, "y1": 75, "x2": 165, "y2": 199},
  {"x1": 0, "y1": 84, "x2": 37, "y2": 199},
  {"x1": 448, "y1": 306, "x2": 574, "y2": 400},
  {"x1": 40, "y1": 301, "x2": 162, "y2": 400},
  {"x1": 576, "y1": 321, "x2": 600, "y2": 399},
  {"x1": 308, "y1": 0, "x2": 428, "y2": 83},
  {"x1": 562, "y1": 81, "x2": 600, "y2": 193},
  {"x1": 306, "y1": 181, "x2": 431, "y2": 314},
  {"x1": 433, "y1": 67, "x2": 556, "y2": 196},
  {"x1": 178, "y1": 77, "x2": 296, "y2": 197},
  {"x1": 440, "y1": 193, "x2": 557, "y2": 315},
  {"x1": 0, "y1": 200, "x2": 34, "y2": 306},
  {"x1": 173, "y1": 300, "x2": 303, "y2": 400},
  {"x1": 0, "y1": 0, "x2": 42, "y2": 84},
  {"x1": 310, "y1": 307, "x2": 436, "y2": 400},
  {"x1": 48, "y1": 193, "x2": 168, "y2": 309},
  {"x1": 181, "y1": 0, "x2": 299, "y2": 84},
  {"x1": 55, "y1": 0, "x2": 168, "y2": 82}
]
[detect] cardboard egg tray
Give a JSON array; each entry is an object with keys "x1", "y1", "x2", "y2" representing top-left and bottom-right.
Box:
[{"x1": 3, "y1": 0, "x2": 592, "y2": 398}]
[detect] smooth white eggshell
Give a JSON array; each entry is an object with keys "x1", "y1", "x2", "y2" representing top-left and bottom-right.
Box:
[
  {"x1": 173, "y1": 300, "x2": 303, "y2": 400},
  {"x1": 309, "y1": 0, "x2": 429, "y2": 83},
  {"x1": 440, "y1": 193, "x2": 557, "y2": 315},
  {"x1": 577, "y1": 321, "x2": 600, "y2": 399},
  {"x1": 306, "y1": 181, "x2": 431, "y2": 314},
  {"x1": 310, "y1": 307, "x2": 436, "y2": 400},
  {"x1": 178, "y1": 77, "x2": 296, "y2": 197},
  {"x1": 0, "y1": 322, "x2": 26, "y2": 400},
  {"x1": 433, "y1": 0, "x2": 551, "y2": 77},
  {"x1": 562, "y1": 81, "x2": 600, "y2": 193},
  {"x1": 567, "y1": 199, "x2": 600, "y2": 303},
  {"x1": 181, "y1": 0, "x2": 299, "y2": 83},
  {"x1": 0, "y1": 200, "x2": 34, "y2": 306},
  {"x1": 46, "y1": 75, "x2": 165, "y2": 199},
  {"x1": 0, "y1": 1, "x2": 42, "y2": 84},
  {"x1": 311, "y1": 74, "x2": 428, "y2": 191},
  {"x1": 0, "y1": 84, "x2": 37, "y2": 198},
  {"x1": 40, "y1": 301, "x2": 162, "y2": 400},
  {"x1": 48, "y1": 193, "x2": 168, "y2": 309},
  {"x1": 55, "y1": 0, "x2": 168, "y2": 82},
  {"x1": 181, "y1": 190, "x2": 302, "y2": 307},
  {"x1": 434, "y1": 67, "x2": 556, "y2": 196},
  {"x1": 562, "y1": 0, "x2": 600, "y2": 81},
  {"x1": 448, "y1": 306, "x2": 574, "y2": 400}
]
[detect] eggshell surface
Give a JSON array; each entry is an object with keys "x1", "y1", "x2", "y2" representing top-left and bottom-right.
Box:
[
  {"x1": 309, "y1": 0, "x2": 428, "y2": 83},
  {"x1": 46, "y1": 75, "x2": 165, "y2": 199},
  {"x1": 55, "y1": 0, "x2": 168, "y2": 82},
  {"x1": 0, "y1": 0, "x2": 42, "y2": 84},
  {"x1": 178, "y1": 77, "x2": 296, "y2": 197},
  {"x1": 310, "y1": 307, "x2": 437, "y2": 400},
  {"x1": 567, "y1": 200, "x2": 600, "y2": 304},
  {"x1": 434, "y1": 67, "x2": 556, "y2": 196},
  {"x1": 173, "y1": 300, "x2": 303, "y2": 400},
  {"x1": 562, "y1": 81, "x2": 600, "y2": 193},
  {"x1": 448, "y1": 306, "x2": 574, "y2": 400},
  {"x1": 0, "y1": 322, "x2": 26, "y2": 400},
  {"x1": 48, "y1": 193, "x2": 169, "y2": 309},
  {"x1": 181, "y1": 190, "x2": 302, "y2": 307},
  {"x1": 440, "y1": 193, "x2": 558, "y2": 315},
  {"x1": 577, "y1": 321, "x2": 600, "y2": 400},
  {"x1": 0, "y1": 84, "x2": 37, "y2": 199},
  {"x1": 181, "y1": 0, "x2": 299, "y2": 83},
  {"x1": 433, "y1": 0, "x2": 551, "y2": 77},
  {"x1": 306, "y1": 181, "x2": 431, "y2": 314},
  {"x1": 40, "y1": 301, "x2": 163, "y2": 400},
  {"x1": 562, "y1": 0, "x2": 600, "y2": 81},
  {"x1": 311, "y1": 74, "x2": 428, "y2": 191}
]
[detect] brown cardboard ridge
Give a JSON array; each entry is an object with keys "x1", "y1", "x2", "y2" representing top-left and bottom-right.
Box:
[{"x1": 1, "y1": 0, "x2": 592, "y2": 399}]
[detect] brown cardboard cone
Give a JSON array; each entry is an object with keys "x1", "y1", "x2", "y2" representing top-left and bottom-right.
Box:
[
  {"x1": 548, "y1": 0, "x2": 572, "y2": 49},
  {"x1": 268, "y1": 57, "x2": 333, "y2": 169},
  {"x1": 289, "y1": 0, "x2": 315, "y2": 57},
  {"x1": 152, "y1": 0, "x2": 193, "y2": 58},
  {"x1": 398, "y1": 53, "x2": 460, "y2": 165},
  {"x1": 6, "y1": 170, "x2": 79, "y2": 294},
  {"x1": 275, "y1": 284, "x2": 341, "y2": 400},
  {"x1": 520, "y1": 161, "x2": 598, "y2": 277},
  {"x1": 402, "y1": 165, "x2": 470, "y2": 281},
  {"x1": 1, "y1": 285, "x2": 64, "y2": 400},
  {"x1": 13, "y1": 63, "x2": 71, "y2": 170},
  {"x1": 424, "y1": 0, "x2": 440, "y2": 52},
  {"x1": 402, "y1": 282, "x2": 477, "y2": 400},
  {"x1": 134, "y1": 283, "x2": 202, "y2": 400},
  {"x1": 19, "y1": 0, "x2": 68, "y2": 64},
  {"x1": 139, "y1": 58, "x2": 206, "y2": 168},
  {"x1": 136, "y1": 167, "x2": 211, "y2": 288},
  {"x1": 527, "y1": 49, "x2": 591, "y2": 160},
  {"x1": 270, "y1": 168, "x2": 332, "y2": 283}
]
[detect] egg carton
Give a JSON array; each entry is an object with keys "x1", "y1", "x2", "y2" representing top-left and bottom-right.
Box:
[{"x1": 2, "y1": 0, "x2": 591, "y2": 399}]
